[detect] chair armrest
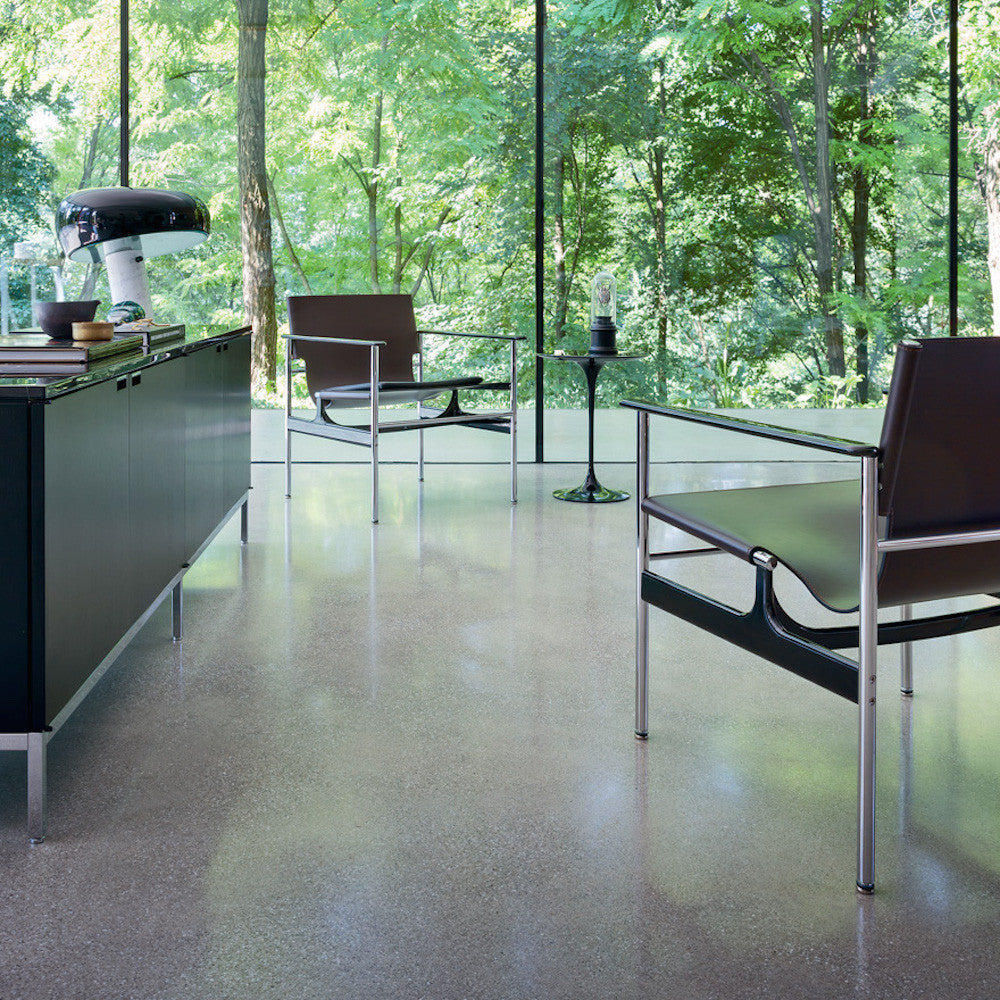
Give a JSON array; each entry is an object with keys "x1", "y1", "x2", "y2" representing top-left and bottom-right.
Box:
[
  {"x1": 879, "y1": 525, "x2": 1000, "y2": 553},
  {"x1": 282, "y1": 334, "x2": 387, "y2": 348},
  {"x1": 417, "y1": 329, "x2": 525, "y2": 342},
  {"x1": 621, "y1": 399, "x2": 879, "y2": 458}
]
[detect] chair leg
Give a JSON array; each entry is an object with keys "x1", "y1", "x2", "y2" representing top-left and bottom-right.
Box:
[
  {"x1": 370, "y1": 344, "x2": 379, "y2": 524},
  {"x1": 510, "y1": 339, "x2": 518, "y2": 504},
  {"x1": 510, "y1": 404, "x2": 518, "y2": 505},
  {"x1": 636, "y1": 597, "x2": 649, "y2": 739},
  {"x1": 900, "y1": 604, "x2": 913, "y2": 696},
  {"x1": 635, "y1": 411, "x2": 650, "y2": 739},
  {"x1": 284, "y1": 357, "x2": 293, "y2": 499},
  {"x1": 370, "y1": 428, "x2": 379, "y2": 524},
  {"x1": 417, "y1": 342, "x2": 425, "y2": 483},
  {"x1": 857, "y1": 455, "x2": 879, "y2": 894}
]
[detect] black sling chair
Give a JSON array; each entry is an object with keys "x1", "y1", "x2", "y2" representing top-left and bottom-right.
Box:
[
  {"x1": 284, "y1": 294, "x2": 520, "y2": 523},
  {"x1": 625, "y1": 336, "x2": 1000, "y2": 893}
]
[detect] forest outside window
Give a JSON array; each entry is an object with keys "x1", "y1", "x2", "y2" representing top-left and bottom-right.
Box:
[{"x1": 0, "y1": 0, "x2": 997, "y2": 416}]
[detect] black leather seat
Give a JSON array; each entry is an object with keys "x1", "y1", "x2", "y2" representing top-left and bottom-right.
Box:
[{"x1": 624, "y1": 336, "x2": 1000, "y2": 893}]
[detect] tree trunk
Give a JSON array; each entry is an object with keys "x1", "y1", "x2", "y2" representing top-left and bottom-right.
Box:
[
  {"x1": 652, "y1": 56, "x2": 669, "y2": 382},
  {"x1": 552, "y1": 154, "x2": 569, "y2": 340},
  {"x1": 368, "y1": 88, "x2": 384, "y2": 294},
  {"x1": 852, "y1": 10, "x2": 876, "y2": 402},
  {"x1": 410, "y1": 206, "x2": 451, "y2": 300},
  {"x1": 267, "y1": 173, "x2": 312, "y2": 294},
  {"x1": 811, "y1": 4, "x2": 845, "y2": 377},
  {"x1": 237, "y1": 0, "x2": 278, "y2": 391},
  {"x1": 973, "y1": 107, "x2": 1000, "y2": 337},
  {"x1": 739, "y1": 5, "x2": 845, "y2": 379}
]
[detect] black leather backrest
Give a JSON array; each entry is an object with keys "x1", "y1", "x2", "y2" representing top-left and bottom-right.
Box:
[
  {"x1": 287, "y1": 294, "x2": 418, "y2": 399},
  {"x1": 880, "y1": 337, "x2": 1000, "y2": 531},
  {"x1": 877, "y1": 336, "x2": 1000, "y2": 605}
]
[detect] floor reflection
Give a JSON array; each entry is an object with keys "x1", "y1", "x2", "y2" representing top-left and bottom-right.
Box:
[{"x1": 1, "y1": 460, "x2": 998, "y2": 999}]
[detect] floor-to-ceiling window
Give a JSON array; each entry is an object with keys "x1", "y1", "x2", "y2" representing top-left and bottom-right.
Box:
[
  {"x1": 538, "y1": 0, "x2": 996, "y2": 415},
  {"x1": 2, "y1": 0, "x2": 998, "y2": 426},
  {"x1": 1, "y1": 0, "x2": 535, "y2": 402}
]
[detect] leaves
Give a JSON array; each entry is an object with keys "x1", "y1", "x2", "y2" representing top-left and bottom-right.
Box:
[{"x1": 1, "y1": 0, "x2": 996, "y2": 403}]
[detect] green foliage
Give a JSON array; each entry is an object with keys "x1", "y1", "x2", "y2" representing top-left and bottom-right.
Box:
[
  {"x1": 0, "y1": 89, "x2": 58, "y2": 327},
  {"x1": 0, "y1": 92, "x2": 55, "y2": 245},
  {"x1": 1, "y1": 0, "x2": 996, "y2": 407}
]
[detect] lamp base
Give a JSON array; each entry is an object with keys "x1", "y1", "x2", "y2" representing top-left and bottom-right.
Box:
[
  {"x1": 105, "y1": 246, "x2": 153, "y2": 319},
  {"x1": 589, "y1": 331, "x2": 617, "y2": 355}
]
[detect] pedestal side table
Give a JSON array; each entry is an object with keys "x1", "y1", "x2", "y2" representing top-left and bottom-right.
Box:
[{"x1": 539, "y1": 352, "x2": 645, "y2": 502}]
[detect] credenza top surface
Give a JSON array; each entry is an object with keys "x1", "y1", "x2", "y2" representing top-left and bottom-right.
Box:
[{"x1": 0, "y1": 326, "x2": 251, "y2": 401}]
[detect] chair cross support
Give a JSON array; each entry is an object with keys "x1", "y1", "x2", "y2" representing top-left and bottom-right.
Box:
[{"x1": 640, "y1": 565, "x2": 860, "y2": 702}]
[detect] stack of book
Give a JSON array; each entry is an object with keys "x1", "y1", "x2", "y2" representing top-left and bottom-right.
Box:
[
  {"x1": 113, "y1": 322, "x2": 186, "y2": 350},
  {"x1": 0, "y1": 334, "x2": 144, "y2": 376}
]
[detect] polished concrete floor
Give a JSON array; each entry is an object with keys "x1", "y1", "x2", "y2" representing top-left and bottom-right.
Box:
[{"x1": 1, "y1": 443, "x2": 999, "y2": 998}]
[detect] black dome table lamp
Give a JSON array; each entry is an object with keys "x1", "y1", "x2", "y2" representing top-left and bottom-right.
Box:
[
  {"x1": 56, "y1": 187, "x2": 209, "y2": 320},
  {"x1": 53, "y1": 0, "x2": 209, "y2": 322}
]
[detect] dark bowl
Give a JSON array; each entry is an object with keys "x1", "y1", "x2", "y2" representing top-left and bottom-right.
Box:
[{"x1": 33, "y1": 300, "x2": 101, "y2": 340}]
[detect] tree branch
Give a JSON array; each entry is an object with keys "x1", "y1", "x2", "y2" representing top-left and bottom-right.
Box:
[{"x1": 267, "y1": 171, "x2": 312, "y2": 294}]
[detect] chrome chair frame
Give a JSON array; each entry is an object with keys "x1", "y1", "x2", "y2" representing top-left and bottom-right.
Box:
[
  {"x1": 627, "y1": 400, "x2": 1000, "y2": 894},
  {"x1": 284, "y1": 329, "x2": 519, "y2": 523}
]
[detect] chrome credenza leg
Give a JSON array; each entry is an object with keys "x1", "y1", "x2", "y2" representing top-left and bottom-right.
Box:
[
  {"x1": 28, "y1": 732, "x2": 47, "y2": 845},
  {"x1": 172, "y1": 580, "x2": 183, "y2": 643}
]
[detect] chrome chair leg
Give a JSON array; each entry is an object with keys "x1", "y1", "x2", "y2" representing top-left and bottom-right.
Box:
[
  {"x1": 284, "y1": 349, "x2": 293, "y2": 499},
  {"x1": 417, "y1": 340, "x2": 425, "y2": 483},
  {"x1": 370, "y1": 344, "x2": 380, "y2": 524},
  {"x1": 635, "y1": 411, "x2": 650, "y2": 739},
  {"x1": 857, "y1": 454, "x2": 879, "y2": 894},
  {"x1": 510, "y1": 339, "x2": 518, "y2": 504},
  {"x1": 900, "y1": 604, "x2": 913, "y2": 696}
]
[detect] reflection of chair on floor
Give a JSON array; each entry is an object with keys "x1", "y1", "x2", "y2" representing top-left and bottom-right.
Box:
[
  {"x1": 284, "y1": 294, "x2": 521, "y2": 523},
  {"x1": 626, "y1": 336, "x2": 1000, "y2": 894}
]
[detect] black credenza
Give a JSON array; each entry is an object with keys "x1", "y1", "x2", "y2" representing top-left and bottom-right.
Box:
[{"x1": 0, "y1": 327, "x2": 251, "y2": 842}]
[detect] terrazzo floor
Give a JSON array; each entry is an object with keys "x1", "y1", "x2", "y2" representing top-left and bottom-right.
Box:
[{"x1": 1, "y1": 446, "x2": 998, "y2": 999}]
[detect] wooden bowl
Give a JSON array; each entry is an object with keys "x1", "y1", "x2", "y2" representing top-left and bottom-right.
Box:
[{"x1": 71, "y1": 321, "x2": 115, "y2": 342}]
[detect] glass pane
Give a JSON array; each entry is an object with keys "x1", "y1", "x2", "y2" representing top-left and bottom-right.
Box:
[
  {"x1": 541, "y1": 0, "x2": 960, "y2": 413},
  {"x1": 959, "y1": 0, "x2": 1000, "y2": 338},
  {"x1": 3, "y1": 0, "x2": 534, "y2": 404},
  {"x1": 1, "y1": 0, "x2": 120, "y2": 331}
]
